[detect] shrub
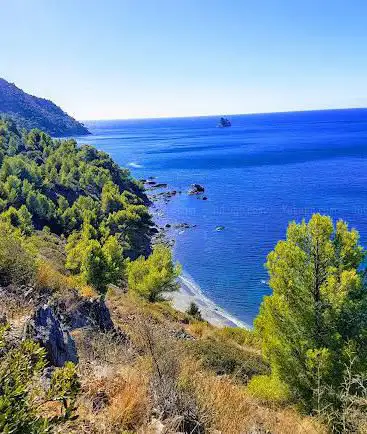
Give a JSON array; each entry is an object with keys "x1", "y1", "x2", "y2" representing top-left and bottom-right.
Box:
[
  {"x1": 48, "y1": 362, "x2": 80, "y2": 422},
  {"x1": 0, "y1": 222, "x2": 36, "y2": 286},
  {"x1": 247, "y1": 374, "x2": 290, "y2": 404},
  {"x1": 216, "y1": 326, "x2": 261, "y2": 349},
  {"x1": 35, "y1": 259, "x2": 97, "y2": 298},
  {"x1": 186, "y1": 302, "x2": 203, "y2": 321},
  {"x1": 188, "y1": 337, "x2": 269, "y2": 383},
  {"x1": 0, "y1": 324, "x2": 49, "y2": 433},
  {"x1": 0, "y1": 324, "x2": 80, "y2": 432}
]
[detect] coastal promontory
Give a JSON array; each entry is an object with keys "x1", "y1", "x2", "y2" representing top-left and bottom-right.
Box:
[{"x1": 0, "y1": 77, "x2": 90, "y2": 137}]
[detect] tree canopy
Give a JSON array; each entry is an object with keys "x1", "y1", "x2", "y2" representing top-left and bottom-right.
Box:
[
  {"x1": 127, "y1": 244, "x2": 181, "y2": 302},
  {"x1": 0, "y1": 117, "x2": 154, "y2": 292},
  {"x1": 255, "y1": 214, "x2": 367, "y2": 421}
]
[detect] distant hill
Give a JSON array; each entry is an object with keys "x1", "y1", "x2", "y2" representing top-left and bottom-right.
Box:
[{"x1": 0, "y1": 78, "x2": 90, "y2": 136}]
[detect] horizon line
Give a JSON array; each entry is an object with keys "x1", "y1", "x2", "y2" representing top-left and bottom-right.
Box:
[{"x1": 81, "y1": 106, "x2": 367, "y2": 123}]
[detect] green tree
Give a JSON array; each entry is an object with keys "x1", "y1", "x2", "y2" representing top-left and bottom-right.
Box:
[
  {"x1": 66, "y1": 224, "x2": 124, "y2": 293},
  {"x1": 102, "y1": 235, "x2": 125, "y2": 285},
  {"x1": 255, "y1": 214, "x2": 367, "y2": 414},
  {"x1": 127, "y1": 244, "x2": 180, "y2": 302},
  {"x1": 80, "y1": 239, "x2": 109, "y2": 293},
  {"x1": 0, "y1": 205, "x2": 33, "y2": 235}
]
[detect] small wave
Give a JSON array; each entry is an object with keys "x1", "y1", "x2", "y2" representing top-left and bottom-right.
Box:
[
  {"x1": 179, "y1": 273, "x2": 251, "y2": 329},
  {"x1": 128, "y1": 162, "x2": 143, "y2": 168}
]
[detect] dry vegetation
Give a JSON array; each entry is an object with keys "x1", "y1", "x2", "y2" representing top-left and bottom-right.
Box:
[
  {"x1": 54, "y1": 290, "x2": 325, "y2": 434},
  {"x1": 0, "y1": 228, "x2": 328, "y2": 433}
]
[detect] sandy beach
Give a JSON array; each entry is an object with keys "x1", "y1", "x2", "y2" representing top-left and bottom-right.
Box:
[{"x1": 165, "y1": 274, "x2": 250, "y2": 329}]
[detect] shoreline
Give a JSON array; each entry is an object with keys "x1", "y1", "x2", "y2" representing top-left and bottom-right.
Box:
[
  {"x1": 149, "y1": 182, "x2": 250, "y2": 330},
  {"x1": 165, "y1": 273, "x2": 251, "y2": 329}
]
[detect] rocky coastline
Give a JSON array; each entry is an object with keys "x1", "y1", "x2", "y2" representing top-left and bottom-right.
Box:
[{"x1": 143, "y1": 177, "x2": 246, "y2": 328}]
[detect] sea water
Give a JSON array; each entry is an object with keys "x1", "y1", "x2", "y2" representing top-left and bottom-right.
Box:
[{"x1": 78, "y1": 109, "x2": 367, "y2": 326}]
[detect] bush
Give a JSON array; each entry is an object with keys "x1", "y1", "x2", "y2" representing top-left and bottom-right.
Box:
[
  {"x1": 186, "y1": 302, "x2": 203, "y2": 321},
  {"x1": 0, "y1": 323, "x2": 80, "y2": 432},
  {"x1": 247, "y1": 374, "x2": 290, "y2": 404},
  {"x1": 0, "y1": 324, "x2": 49, "y2": 433},
  {"x1": 35, "y1": 259, "x2": 97, "y2": 298},
  {"x1": 215, "y1": 326, "x2": 261, "y2": 349},
  {"x1": 0, "y1": 222, "x2": 36, "y2": 286},
  {"x1": 188, "y1": 337, "x2": 269, "y2": 383}
]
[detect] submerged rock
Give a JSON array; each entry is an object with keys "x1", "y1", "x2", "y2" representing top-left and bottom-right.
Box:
[
  {"x1": 173, "y1": 223, "x2": 196, "y2": 229},
  {"x1": 151, "y1": 183, "x2": 168, "y2": 188},
  {"x1": 25, "y1": 305, "x2": 78, "y2": 367},
  {"x1": 188, "y1": 184, "x2": 205, "y2": 195}
]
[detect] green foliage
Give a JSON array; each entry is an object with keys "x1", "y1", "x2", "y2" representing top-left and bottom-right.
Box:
[
  {"x1": 186, "y1": 302, "x2": 203, "y2": 321},
  {"x1": 127, "y1": 244, "x2": 181, "y2": 302},
  {"x1": 48, "y1": 362, "x2": 80, "y2": 422},
  {"x1": 188, "y1": 337, "x2": 269, "y2": 383},
  {"x1": 0, "y1": 324, "x2": 80, "y2": 432},
  {"x1": 0, "y1": 222, "x2": 36, "y2": 286},
  {"x1": 0, "y1": 324, "x2": 48, "y2": 433},
  {"x1": 255, "y1": 214, "x2": 367, "y2": 413},
  {"x1": 0, "y1": 118, "x2": 151, "y2": 238},
  {"x1": 247, "y1": 374, "x2": 290, "y2": 404},
  {"x1": 215, "y1": 327, "x2": 261, "y2": 349},
  {"x1": 80, "y1": 240, "x2": 110, "y2": 293},
  {"x1": 65, "y1": 222, "x2": 125, "y2": 293},
  {"x1": 0, "y1": 119, "x2": 153, "y2": 293},
  {"x1": 0, "y1": 204, "x2": 33, "y2": 234}
]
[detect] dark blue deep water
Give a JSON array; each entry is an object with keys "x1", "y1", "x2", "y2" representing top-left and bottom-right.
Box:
[{"x1": 79, "y1": 109, "x2": 367, "y2": 326}]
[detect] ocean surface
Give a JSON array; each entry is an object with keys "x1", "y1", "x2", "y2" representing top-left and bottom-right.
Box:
[{"x1": 78, "y1": 109, "x2": 367, "y2": 326}]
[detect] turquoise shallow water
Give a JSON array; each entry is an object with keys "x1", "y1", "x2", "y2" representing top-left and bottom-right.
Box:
[{"x1": 78, "y1": 109, "x2": 367, "y2": 325}]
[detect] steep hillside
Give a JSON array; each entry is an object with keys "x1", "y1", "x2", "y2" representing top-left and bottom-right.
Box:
[
  {"x1": 1, "y1": 121, "x2": 363, "y2": 433},
  {"x1": 0, "y1": 78, "x2": 90, "y2": 136}
]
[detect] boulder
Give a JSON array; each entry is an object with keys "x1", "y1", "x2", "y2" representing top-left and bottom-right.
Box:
[
  {"x1": 66, "y1": 298, "x2": 115, "y2": 331},
  {"x1": 25, "y1": 305, "x2": 78, "y2": 367},
  {"x1": 188, "y1": 184, "x2": 205, "y2": 195},
  {"x1": 151, "y1": 183, "x2": 168, "y2": 189},
  {"x1": 173, "y1": 223, "x2": 196, "y2": 229}
]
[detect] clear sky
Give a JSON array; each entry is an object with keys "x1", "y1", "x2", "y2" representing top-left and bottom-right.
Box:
[{"x1": 1, "y1": 0, "x2": 367, "y2": 120}]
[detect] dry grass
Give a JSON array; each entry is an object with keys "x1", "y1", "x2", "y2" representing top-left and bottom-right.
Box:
[
  {"x1": 35, "y1": 259, "x2": 97, "y2": 298},
  {"x1": 77, "y1": 365, "x2": 151, "y2": 433},
  {"x1": 179, "y1": 358, "x2": 325, "y2": 434},
  {"x1": 187, "y1": 320, "x2": 213, "y2": 338},
  {"x1": 74, "y1": 328, "x2": 134, "y2": 379},
  {"x1": 70, "y1": 326, "x2": 151, "y2": 433},
  {"x1": 48, "y1": 289, "x2": 326, "y2": 434}
]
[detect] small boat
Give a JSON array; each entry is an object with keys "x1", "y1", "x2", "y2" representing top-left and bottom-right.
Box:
[
  {"x1": 217, "y1": 117, "x2": 231, "y2": 128},
  {"x1": 215, "y1": 225, "x2": 225, "y2": 231}
]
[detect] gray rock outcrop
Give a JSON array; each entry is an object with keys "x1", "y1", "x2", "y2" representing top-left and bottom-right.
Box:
[
  {"x1": 25, "y1": 305, "x2": 78, "y2": 367},
  {"x1": 188, "y1": 184, "x2": 205, "y2": 195}
]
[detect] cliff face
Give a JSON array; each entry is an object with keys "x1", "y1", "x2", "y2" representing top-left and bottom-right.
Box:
[{"x1": 0, "y1": 78, "x2": 90, "y2": 136}]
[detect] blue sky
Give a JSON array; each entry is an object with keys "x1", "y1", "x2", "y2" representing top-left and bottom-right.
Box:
[{"x1": 1, "y1": 0, "x2": 367, "y2": 119}]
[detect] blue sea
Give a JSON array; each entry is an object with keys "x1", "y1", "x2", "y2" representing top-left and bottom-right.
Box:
[{"x1": 78, "y1": 109, "x2": 367, "y2": 326}]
